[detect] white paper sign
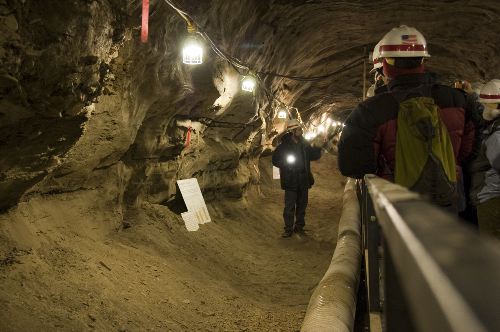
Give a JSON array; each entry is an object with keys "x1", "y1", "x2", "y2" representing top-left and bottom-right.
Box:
[
  {"x1": 181, "y1": 211, "x2": 200, "y2": 231},
  {"x1": 177, "y1": 178, "x2": 211, "y2": 224},
  {"x1": 273, "y1": 166, "x2": 280, "y2": 180}
]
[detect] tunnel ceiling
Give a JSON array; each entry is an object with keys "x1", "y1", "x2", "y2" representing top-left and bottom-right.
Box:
[{"x1": 1, "y1": 0, "x2": 500, "y2": 211}]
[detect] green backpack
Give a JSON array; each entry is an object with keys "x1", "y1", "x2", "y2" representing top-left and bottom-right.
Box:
[{"x1": 394, "y1": 88, "x2": 457, "y2": 207}]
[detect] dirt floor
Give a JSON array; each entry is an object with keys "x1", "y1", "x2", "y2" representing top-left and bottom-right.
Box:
[{"x1": 0, "y1": 153, "x2": 345, "y2": 331}]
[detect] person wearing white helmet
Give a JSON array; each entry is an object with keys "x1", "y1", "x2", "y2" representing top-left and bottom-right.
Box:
[
  {"x1": 479, "y1": 81, "x2": 500, "y2": 121},
  {"x1": 469, "y1": 80, "x2": 500, "y2": 240},
  {"x1": 272, "y1": 119, "x2": 322, "y2": 237},
  {"x1": 339, "y1": 25, "x2": 475, "y2": 211},
  {"x1": 452, "y1": 79, "x2": 486, "y2": 225},
  {"x1": 366, "y1": 40, "x2": 387, "y2": 98},
  {"x1": 491, "y1": 79, "x2": 500, "y2": 88}
]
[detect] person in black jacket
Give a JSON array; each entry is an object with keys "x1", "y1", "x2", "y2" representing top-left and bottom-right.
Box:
[
  {"x1": 272, "y1": 119, "x2": 322, "y2": 237},
  {"x1": 454, "y1": 80, "x2": 485, "y2": 226},
  {"x1": 338, "y1": 26, "x2": 475, "y2": 212}
]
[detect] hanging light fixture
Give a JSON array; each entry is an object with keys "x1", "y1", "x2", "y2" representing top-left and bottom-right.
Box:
[
  {"x1": 241, "y1": 76, "x2": 256, "y2": 92},
  {"x1": 182, "y1": 35, "x2": 203, "y2": 64}
]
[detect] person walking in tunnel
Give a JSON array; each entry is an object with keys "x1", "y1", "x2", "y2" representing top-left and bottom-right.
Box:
[
  {"x1": 454, "y1": 79, "x2": 485, "y2": 226},
  {"x1": 469, "y1": 80, "x2": 500, "y2": 241},
  {"x1": 366, "y1": 40, "x2": 388, "y2": 98},
  {"x1": 338, "y1": 25, "x2": 475, "y2": 211},
  {"x1": 272, "y1": 119, "x2": 322, "y2": 237}
]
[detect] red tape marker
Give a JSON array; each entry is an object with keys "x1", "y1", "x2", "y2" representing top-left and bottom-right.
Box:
[
  {"x1": 141, "y1": 0, "x2": 149, "y2": 43},
  {"x1": 185, "y1": 127, "x2": 192, "y2": 147}
]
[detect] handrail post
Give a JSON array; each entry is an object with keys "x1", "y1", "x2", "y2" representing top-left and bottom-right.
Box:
[{"x1": 361, "y1": 179, "x2": 381, "y2": 313}]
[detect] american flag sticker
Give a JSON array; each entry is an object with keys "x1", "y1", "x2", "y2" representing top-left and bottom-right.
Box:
[{"x1": 401, "y1": 34, "x2": 417, "y2": 44}]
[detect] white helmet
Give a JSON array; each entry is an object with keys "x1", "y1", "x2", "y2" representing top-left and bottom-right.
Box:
[
  {"x1": 491, "y1": 79, "x2": 500, "y2": 89},
  {"x1": 370, "y1": 41, "x2": 383, "y2": 73},
  {"x1": 479, "y1": 80, "x2": 500, "y2": 104},
  {"x1": 379, "y1": 25, "x2": 430, "y2": 58}
]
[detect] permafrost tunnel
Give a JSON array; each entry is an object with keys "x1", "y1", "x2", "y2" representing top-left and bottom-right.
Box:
[{"x1": 1, "y1": 0, "x2": 500, "y2": 331}]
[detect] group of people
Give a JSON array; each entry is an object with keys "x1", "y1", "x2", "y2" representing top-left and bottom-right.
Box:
[
  {"x1": 272, "y1": 25, "x2": 500, "y2": 241},
  {"x1": 339, "y1": 25, "x2": 500, "y2": 240}
]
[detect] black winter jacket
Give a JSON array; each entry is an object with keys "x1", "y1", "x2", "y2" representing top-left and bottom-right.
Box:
[
  {"x1": 338, "y1": 73, "x2": 475, "y2": 180},
  {"x1": 272, "y1": 133, "x2": 322, "y2": 190}
]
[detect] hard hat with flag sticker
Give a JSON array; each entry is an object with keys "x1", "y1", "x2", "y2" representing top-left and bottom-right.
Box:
[
  {"x1": 370, "y1": 40, "x2": 383, "y2": 73},
  {"x1": 379, "y1": 25, "x2": 430, "y2": 58}
]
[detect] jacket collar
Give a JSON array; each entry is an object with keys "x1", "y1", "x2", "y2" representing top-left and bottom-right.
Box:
[{"x1": 388, "y1": 72, "x2": 436, "y2": 92}]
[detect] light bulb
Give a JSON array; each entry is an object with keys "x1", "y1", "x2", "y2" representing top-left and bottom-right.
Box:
[
  {"x1": 182, "y1": 37, "x2": 203, "y2": 65},
  {"x1": 326, "y1": 118, "x2": 332, "y2": 126},
  {"x1": 286, "y1": 155, "x2": 296, "y2": 164},
  {"x1": 242, "y1": 76, "x2": 256, "y2": 92},
  {"x1": 278, "y1": 110, "x2": 287, "y2": 119},
  {"x1": 304, "y1": 132, "x2": 316, "y2": 140},
  {"x1": 318, "y1": 124, "x2": 325, "y2": 133}
]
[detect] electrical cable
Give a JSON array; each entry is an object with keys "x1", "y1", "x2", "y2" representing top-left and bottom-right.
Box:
[
  {"x1": 164, "y1": 0, "x2": 250, "y2": 71},
  {"x1": 256, "y1": 55, "x2": 365, "y2": 81},
  {"x1": 194, "y1": 116, "x2": 260, "y2": 129},
  {"x1": 162, "y1": 0, "x2": 364, "y2": 127},
  {"x1": 163, "y1": 0, "x2": 363, "y2": 82}
]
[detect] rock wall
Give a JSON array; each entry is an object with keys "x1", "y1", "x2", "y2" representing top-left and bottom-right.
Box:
[
  {"x1": 1, "y1": 0, "x2": 500, "y2": 212},
  {"x1": 0, "y1": 0, "x2": 129, "y2": 210},
  {"x1": 0, "y1": 0, "x2": 268, "y2": 212}
]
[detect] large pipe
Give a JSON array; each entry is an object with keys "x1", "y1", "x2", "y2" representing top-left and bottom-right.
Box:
[{"x1": 301, "y1": 179, "x2": 362, "y2": 332}]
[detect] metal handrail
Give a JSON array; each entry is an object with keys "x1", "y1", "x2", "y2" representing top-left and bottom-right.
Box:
[{"x1": 362, "y1": 174, "x2": 500, "y2": 332}]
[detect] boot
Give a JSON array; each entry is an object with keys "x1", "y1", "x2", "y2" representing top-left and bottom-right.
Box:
[{"x1": 294, "y1": 226, "x2": 305, "y2": 234}]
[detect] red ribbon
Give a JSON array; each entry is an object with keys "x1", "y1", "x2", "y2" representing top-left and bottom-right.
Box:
[
  {"x1": 185, "y1": 127, "x2": 192, "y2": 147},
  {"x1": 480, "y1": 94, "x2": 500, "y2": 100},
  {"x1": 141, "y1": 0, "x2": 149, "y2": 43}
]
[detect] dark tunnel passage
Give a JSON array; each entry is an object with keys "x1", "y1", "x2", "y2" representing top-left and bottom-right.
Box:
[{"x1": 1, "y1": 0, "x2": 500, "y2": 330}]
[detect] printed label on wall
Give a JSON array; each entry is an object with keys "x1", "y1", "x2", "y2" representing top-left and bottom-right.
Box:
[
  {"x1": 177, "y1": 178, "x2": 212, "y2": 225},
  {"x1": 181, "y1": 211, "x2": 200, "y2": 231},
  {"x1": 273, "y1": 166, "x2": 280, "y2": 180}
]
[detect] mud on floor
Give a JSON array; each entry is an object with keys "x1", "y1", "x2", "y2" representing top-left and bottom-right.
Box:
[{"x1": 0, "y1": 154, "x2": 345, "y2": 331}]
